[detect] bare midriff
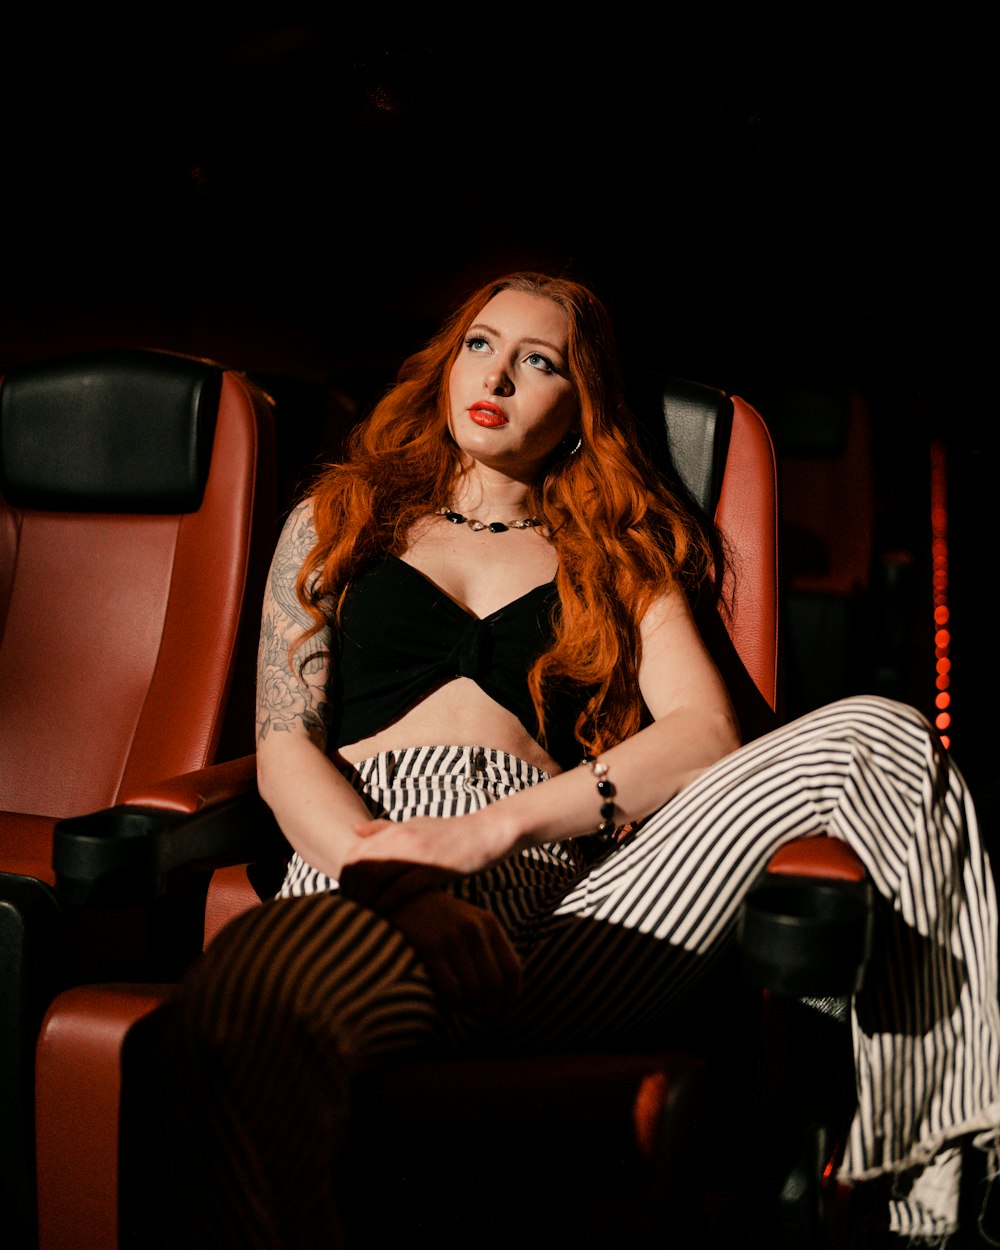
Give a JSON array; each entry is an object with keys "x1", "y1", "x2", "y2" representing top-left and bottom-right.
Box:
[{"x1": 337, "y1": 676, "x2": 563, "y2": 775}]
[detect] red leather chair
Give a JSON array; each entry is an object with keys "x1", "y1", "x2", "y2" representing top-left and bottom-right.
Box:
[
  {"x1": 0, "y1": 349, "x2": 277, "y2": 1250},
  {"x1": 33, "y1": 378, "x2": 869, "y2": 1249}
]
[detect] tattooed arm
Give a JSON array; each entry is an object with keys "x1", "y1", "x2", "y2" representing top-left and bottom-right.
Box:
[
  {"x1": 257, "y1": 500, "x2": 523, "y2": 1013},
  {"x1": 255, "y1": 498, "x2": 374, "y2": 880}
]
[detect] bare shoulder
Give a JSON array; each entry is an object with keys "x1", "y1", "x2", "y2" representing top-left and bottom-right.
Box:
[{"x1": 256, "y1": 496, "x2": 332, "y2": 746}]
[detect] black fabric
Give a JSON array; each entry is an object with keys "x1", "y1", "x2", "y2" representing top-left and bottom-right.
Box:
[
  {"x1": 334, "y1": 556, "x2": 585, "y2": 769},
  {"x1": 0, "y1": 349, "x2": 222, "y2": 512}
]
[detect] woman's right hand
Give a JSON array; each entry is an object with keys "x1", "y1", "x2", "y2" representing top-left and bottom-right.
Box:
[{"x1": 389, "y1": 892, "x2": 522, "y2": 1022}]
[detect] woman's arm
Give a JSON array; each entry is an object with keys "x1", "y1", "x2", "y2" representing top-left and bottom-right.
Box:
[
  {"x1": 257, "y1": 501, "x2": 524, "y2": 1016},
  {"x1": 255, "y1": 499, "x2": 374, "y2": 880},
  {"x1": 344, "y1": 588, "x2": 741, "y2": 876}
]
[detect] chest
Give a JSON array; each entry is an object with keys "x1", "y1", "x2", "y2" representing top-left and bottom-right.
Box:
[{"x1": 399, "y1": 523, "x2": 558, "y2": 619}]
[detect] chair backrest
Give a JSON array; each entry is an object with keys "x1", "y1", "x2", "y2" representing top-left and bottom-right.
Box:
[
  {"x1": 653, "y1": 376, "x2": 780, "y2": 736},
  {"x1": 0, "y1": 349, "x2": 277, "y2": 883}
]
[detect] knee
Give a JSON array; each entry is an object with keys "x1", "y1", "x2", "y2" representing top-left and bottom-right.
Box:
[
  {"x1": 812, "y1": 694, "x2": 933, "y2": 737},
  {"x1": 169, "y1": 892, "x2": 436, "y2": 1071},
  {"x1": 171, "y1": 894, "x2": 344, "y2": 1055},
  {"x1": 800, "y1": 695, "x2": 941, "y2": 770}
]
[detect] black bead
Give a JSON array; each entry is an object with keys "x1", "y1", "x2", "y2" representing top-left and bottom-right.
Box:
[
  {"x1": 488, "y1": 521, "x2": 508, "y2": 533},
  {"x1": 600, "y1": 801, "x2": 617, "y2": 821},
  {"x1": 444, "y1": 511, "x2": 464, "y2": 524},
  {"x1": 596, "y1": 778, "x2": 614, "y2": 797}
]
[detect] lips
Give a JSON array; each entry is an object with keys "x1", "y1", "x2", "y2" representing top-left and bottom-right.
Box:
[{"x1": 469, "y1": 402, "x2": 508, "y2": 428}]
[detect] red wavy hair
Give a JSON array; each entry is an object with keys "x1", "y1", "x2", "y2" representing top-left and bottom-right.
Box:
[{"x1": 297, "y1": 272, "x2": 714, "y2": 756}]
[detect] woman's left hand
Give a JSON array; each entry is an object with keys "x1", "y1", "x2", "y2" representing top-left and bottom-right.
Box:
[
  {"x1": 352, "y1": 810, "x2": 510, "y2": 874},
  {"x1": 338, "y1": 811, "x2": 512, "y2": 913}
]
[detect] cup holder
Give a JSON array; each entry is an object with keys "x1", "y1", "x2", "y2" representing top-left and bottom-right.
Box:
[{"x1": 738, "y1": 874, "x2": 874, "y2": 997}]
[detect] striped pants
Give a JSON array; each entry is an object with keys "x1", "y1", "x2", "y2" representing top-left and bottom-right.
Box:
[{"x1": 160, "y1": 696, "x2": 1000, "y2": 1246}]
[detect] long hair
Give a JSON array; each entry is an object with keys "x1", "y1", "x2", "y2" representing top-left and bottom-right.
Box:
[{"x1": 297, "y1": 272, "x2": 714, "y2": 756}]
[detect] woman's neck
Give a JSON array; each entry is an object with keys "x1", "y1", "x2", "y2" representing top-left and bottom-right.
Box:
[{"x1": 447, "y1": 464, "x2": 535, "y2": 521}]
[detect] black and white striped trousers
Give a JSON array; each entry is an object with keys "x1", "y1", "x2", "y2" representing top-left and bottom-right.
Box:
[{"x1": 163, "y1": 696, "x2": 1000, "y2": 1245}]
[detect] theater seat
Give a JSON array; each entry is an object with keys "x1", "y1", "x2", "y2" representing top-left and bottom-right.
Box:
[
  {"x1": 35, "y1": 376, "x2": 869, "y2": 1249},
  {"x1": 0, "y1": 348, "x2": 277, "y2": 1250}
]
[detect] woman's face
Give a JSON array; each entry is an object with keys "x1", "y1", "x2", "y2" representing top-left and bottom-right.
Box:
[{"x1": 447, "y1": 289, "x2": 579, "y2": 481}]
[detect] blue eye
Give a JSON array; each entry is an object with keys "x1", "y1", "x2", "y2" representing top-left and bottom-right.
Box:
[
  {"x1": 525, "y1": 352, "x2": 554, "y2": 373},
  {"x1": 465, "y1": 335, "x2": 490, "y2": 353}
]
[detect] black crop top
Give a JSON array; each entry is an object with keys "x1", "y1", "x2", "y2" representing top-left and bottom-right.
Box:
[{"x1": 332, "y1": 555, "x2": 584, "y2": 769}]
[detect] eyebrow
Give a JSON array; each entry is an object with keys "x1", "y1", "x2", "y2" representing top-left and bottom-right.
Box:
[{"x1": 467, "y1": 322, "x2": 566, "y2": 356}]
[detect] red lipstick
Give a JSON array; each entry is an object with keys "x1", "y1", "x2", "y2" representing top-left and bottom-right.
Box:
[{"x1": 469, "y1": 401, "x2": 508, "y2": 428}]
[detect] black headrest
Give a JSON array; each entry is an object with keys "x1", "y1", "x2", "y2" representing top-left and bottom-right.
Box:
[
  {"x1": 631, "y1": 374, "x2": 734, "y2": 515},
  {"x1": 0, "y1": 349, "x2": 223, "y2": 512}
]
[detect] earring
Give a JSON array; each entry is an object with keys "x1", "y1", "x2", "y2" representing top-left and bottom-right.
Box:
[{"x1": 561, "y1": 433, "x2": 582, "y2": 457}]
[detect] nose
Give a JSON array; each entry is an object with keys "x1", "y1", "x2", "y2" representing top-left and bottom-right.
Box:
[{"x1": 484, "y1": 364, "x2": 514, "y2": 397}]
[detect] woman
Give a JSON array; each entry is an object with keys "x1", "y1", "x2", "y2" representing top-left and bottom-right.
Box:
[{"x1": 165, "y1": 273, "x2": 998, "y2": 1247}]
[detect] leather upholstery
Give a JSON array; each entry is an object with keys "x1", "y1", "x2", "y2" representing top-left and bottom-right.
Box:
[
  {"x1": 0, "y1": 357, "x2": 276, "y2": 876},
  {"x1": 0, "y1": 350, "x2": 277, "y2": 1250},
  {"x1": 30, "y1": 377, "x2": 865, "y2": 1249},
  {"x1": 0, "y1": 349, "x2": 221, "y2": 512},
  {"x1": 768, "y1": 836, "x2": 868, "y2": 882},
  {"x1": 716, "y1": 397, "x2": 780, "y2": 712},
  {"x1": 35, "y1": 985, "x2": 173, "y2": 1250}
]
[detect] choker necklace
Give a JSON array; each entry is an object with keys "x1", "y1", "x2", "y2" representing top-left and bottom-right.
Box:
[{"x1": 436, "y1": 506, "x2": 545, "y2": 534}]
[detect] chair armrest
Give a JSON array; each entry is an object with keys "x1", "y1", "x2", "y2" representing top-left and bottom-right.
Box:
[
  {"x1": 765, "y1": 837, "x2": 867, "y2": 882},
  {"x1": 119, "y1": 753, "x2": 260, "y2": 813},
  {"x1": 738, "y1": 836, "x2": 874, "y2": 997},
  {"x1": 52, "y1": 756, "x2": 286, "y2": 906}
]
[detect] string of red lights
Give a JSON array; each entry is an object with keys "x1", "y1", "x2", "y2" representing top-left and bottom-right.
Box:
[{"x1": 930, "y1": 440, "x2": 951, "y2": 749}]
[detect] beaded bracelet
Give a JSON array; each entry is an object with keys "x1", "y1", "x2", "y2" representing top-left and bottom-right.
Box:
[{"x1": 585, "y1": 757, "x2": 618, "y2": 837}]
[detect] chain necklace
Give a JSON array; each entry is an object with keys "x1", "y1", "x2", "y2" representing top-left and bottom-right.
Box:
[{"x1": 436, "y1": 506, "x2": 545, "y2": 534}]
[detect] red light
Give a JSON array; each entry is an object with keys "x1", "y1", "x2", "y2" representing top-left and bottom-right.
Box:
[{"x1": 930, "y1": 440, "x2": 951, "y2": 747}]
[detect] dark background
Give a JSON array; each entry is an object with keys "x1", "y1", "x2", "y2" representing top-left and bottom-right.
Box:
[{"x1": 3, "y1": 17, "x2": 995, "y2": 839}]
